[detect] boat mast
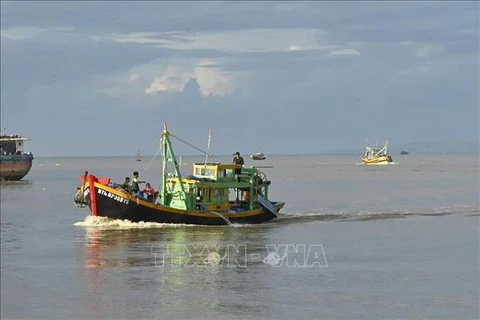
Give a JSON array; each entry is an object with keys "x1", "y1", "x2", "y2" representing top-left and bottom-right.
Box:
[
  {"x1": 161, "y1": 123, "x2": 187, "y2": 206},
  {"x1": 204, "y1": 128, "x2": 212, "y2": 166}
]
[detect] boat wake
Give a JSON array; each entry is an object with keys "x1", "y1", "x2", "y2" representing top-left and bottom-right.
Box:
[
  {"x1": 74, "y1": 215, "x2": 193, "y2": 229},
  {"x1": 273, "y1": 206, "x2": 479, "y2": 225},
  {"x1": 355, "y1": 162, "x2": 399, "y2": 166},
  {"x1": 74, "y1": 206, "x2": 478, "y2": 229},
  {"x1": 74, "y1": 215, "x2": 249, "y2": 229}
]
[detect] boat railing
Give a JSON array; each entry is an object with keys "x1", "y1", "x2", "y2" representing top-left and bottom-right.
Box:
[{"x1": 235, "y1": 173, "x2": 252, "y2": 182}]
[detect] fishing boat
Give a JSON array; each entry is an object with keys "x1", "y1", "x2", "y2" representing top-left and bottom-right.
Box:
[
  {"x1": 0, "y1": 134, "x2": 34, "y2": 180},
  {"x1": 361, "y1": 140, "x2": 393, "y2": 165},
  {"x1": 250, "y1": 152, "x2": 266, "y2": 160},
  {"x1": 74, "y1": 124, "x2": 284, "y2": 225}
]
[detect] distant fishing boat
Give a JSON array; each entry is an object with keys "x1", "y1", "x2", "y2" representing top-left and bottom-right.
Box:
[
  {"x1": 361, "y1": 140, "x2": 393, "y2": 165},
  {"x1": 250, "y1": 152, "x2": 267, "y2": 160},
  {"x1": 0, "y1": 133, "x2": 34, "y2": 180},
  {"x1": 136, "y1": 150, "x2": 142, "y2": 162}
]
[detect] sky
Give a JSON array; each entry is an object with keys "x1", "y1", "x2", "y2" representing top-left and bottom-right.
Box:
[{"x1": 1, "y1": 1, "x2": 478, "y2": 157}]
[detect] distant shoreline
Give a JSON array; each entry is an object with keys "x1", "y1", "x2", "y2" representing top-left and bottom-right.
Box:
[{"x1": 33, "y1": 151, "x2": 479, "y2": 158}]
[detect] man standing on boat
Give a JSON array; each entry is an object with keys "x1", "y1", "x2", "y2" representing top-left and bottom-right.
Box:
[
  {"x1": 233, "y1": 152, "x2": 244, "y2": 173},
  {"x1": 132, "y1": 171, "x2": 145, "y2": 195},
  {"x1": 233, "y1": 152, "x2": 245, "y2": 200},
  {"x1": 233, "y1": 152, "x2": 244, "y2": 185}
]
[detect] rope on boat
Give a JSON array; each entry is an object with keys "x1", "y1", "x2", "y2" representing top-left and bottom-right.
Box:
[
  {"x1": 139, "y1": 144, "x2": 161, "y2": 178},
  {"x1": 170, "y1": 133, "x2": 219, "y2": 162},
  {"x1": 135, "y1": 130, "x2": 221, "y2": 203}
]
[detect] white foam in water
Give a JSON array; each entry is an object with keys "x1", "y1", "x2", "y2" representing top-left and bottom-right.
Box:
[
  {"x1": 73, "y1": 215, "x2": 247, "y2": 229},
  {"x1": 355, "y1": 162, "x2": 399, "y2": 166},
  {"x1": 74, "y1": 215, "x2": 193, "y2": 229}
]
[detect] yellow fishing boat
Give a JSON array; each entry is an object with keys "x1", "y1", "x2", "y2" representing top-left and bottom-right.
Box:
[{"x1": 361, "y1": 140, "x2": 393, "y2": 165}]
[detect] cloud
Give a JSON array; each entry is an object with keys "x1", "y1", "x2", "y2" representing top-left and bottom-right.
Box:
[
  {"x1": 388, "y1": 61, "x2": 433, "y2": 85},
  {"x1": 1, "y1": 26, "x2": 46, "y2": 40},
  {"x1": 145, "y1": 59, "x2": 241, "y2": 97},
  {"x1": 1, "y1": 2, "x2": 478, "y2": 156},
  {"x1": 287, "y1": 46, "x2": 301, "y2": 51},
  {"x1": 109, "y1": 32, "x2": 169, "y2": 45},
  {"x1": 194, "y1": 59, "x2": 241, "y2": 96},
  {"x1": 108, "y1": 28, "x2": 329, "y2": 53},
  {"x1": 416, "y1": 44, "x2": 445, "y2": 58},
  {"x1": 326, "y1": 48, "x2": 361, "y2": 57},
  {"x1": 275, "y1": 3, "x2": 300, "y2": 12},
  {"x1": 1, "y1": 26, "x2": 75, "y2": 40},
  {"x1": 128, "y1": 72, "x2": 140, "y2": 83},
  {"x1": 460, "y1": 29, "x2": 477, "y2": 34},
  {"x1": 145, "y1": 66, "x2": 189, "y2": 95}
]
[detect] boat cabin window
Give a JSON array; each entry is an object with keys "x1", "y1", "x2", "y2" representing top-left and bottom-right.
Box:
[
  {"x1": 197, "y1": 188, "x2": 211, "y2": 201},
  {"x1": 0, "y1": 142, "x2": 16, "y2": 155},
  {"x1": 194, "y1": 167, "x2": 215, "y2": 178}
]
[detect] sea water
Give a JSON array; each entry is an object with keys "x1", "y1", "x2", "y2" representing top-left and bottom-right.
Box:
[{"x1": 1, "y1": 154, "x2": 479, "y2": 319}]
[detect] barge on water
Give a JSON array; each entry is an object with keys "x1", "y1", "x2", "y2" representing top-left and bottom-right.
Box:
[{"x1": 0, "y1": 134, "x2": 34, "y2": 180}]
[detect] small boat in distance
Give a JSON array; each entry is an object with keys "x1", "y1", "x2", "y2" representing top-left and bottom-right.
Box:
[
  {"x1": 250, "y1": 152, "x2": 267, "y2": 160},
  {"x1": 136, "y1": 150, "x2": 142, "y2": 162},
  {"x1": 0, "y1": 133, "x2": 34, "y2": 180},
  {"x1": 361, "y1": 140, "x2": 393, "y2": 165},
  {"x1": 400, "y1": 151, "x2": 409, "y2": 155},
  {"x1": 74, "y1": 124, "x2": 284, "y2": 225}
]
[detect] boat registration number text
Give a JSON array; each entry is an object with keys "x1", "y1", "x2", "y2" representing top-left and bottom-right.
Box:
[{"x1": 98, "y1": 189, "x2": 129, "y2": 204}]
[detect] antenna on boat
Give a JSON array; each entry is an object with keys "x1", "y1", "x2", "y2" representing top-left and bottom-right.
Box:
[{"x1": 204, "y1": 128, "x2": 212, "y2": 166}]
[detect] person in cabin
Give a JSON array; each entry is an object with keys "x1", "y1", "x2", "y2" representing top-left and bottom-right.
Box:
[
  {"x1": 119, "y1": 177, "x2": 132, "y2": 192},
  {"x1": 132, "y1": 171, "x2": 145, "y2": 195},
  {"x1": 143, "y1": 183, "x2": 155, "y2": 202},
  {"x1": 243, "y1": 190, "x2": 250, "y2": 202},
  {"x1": 233, "y1": 152, "x2": 244, "y2": 175}
]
